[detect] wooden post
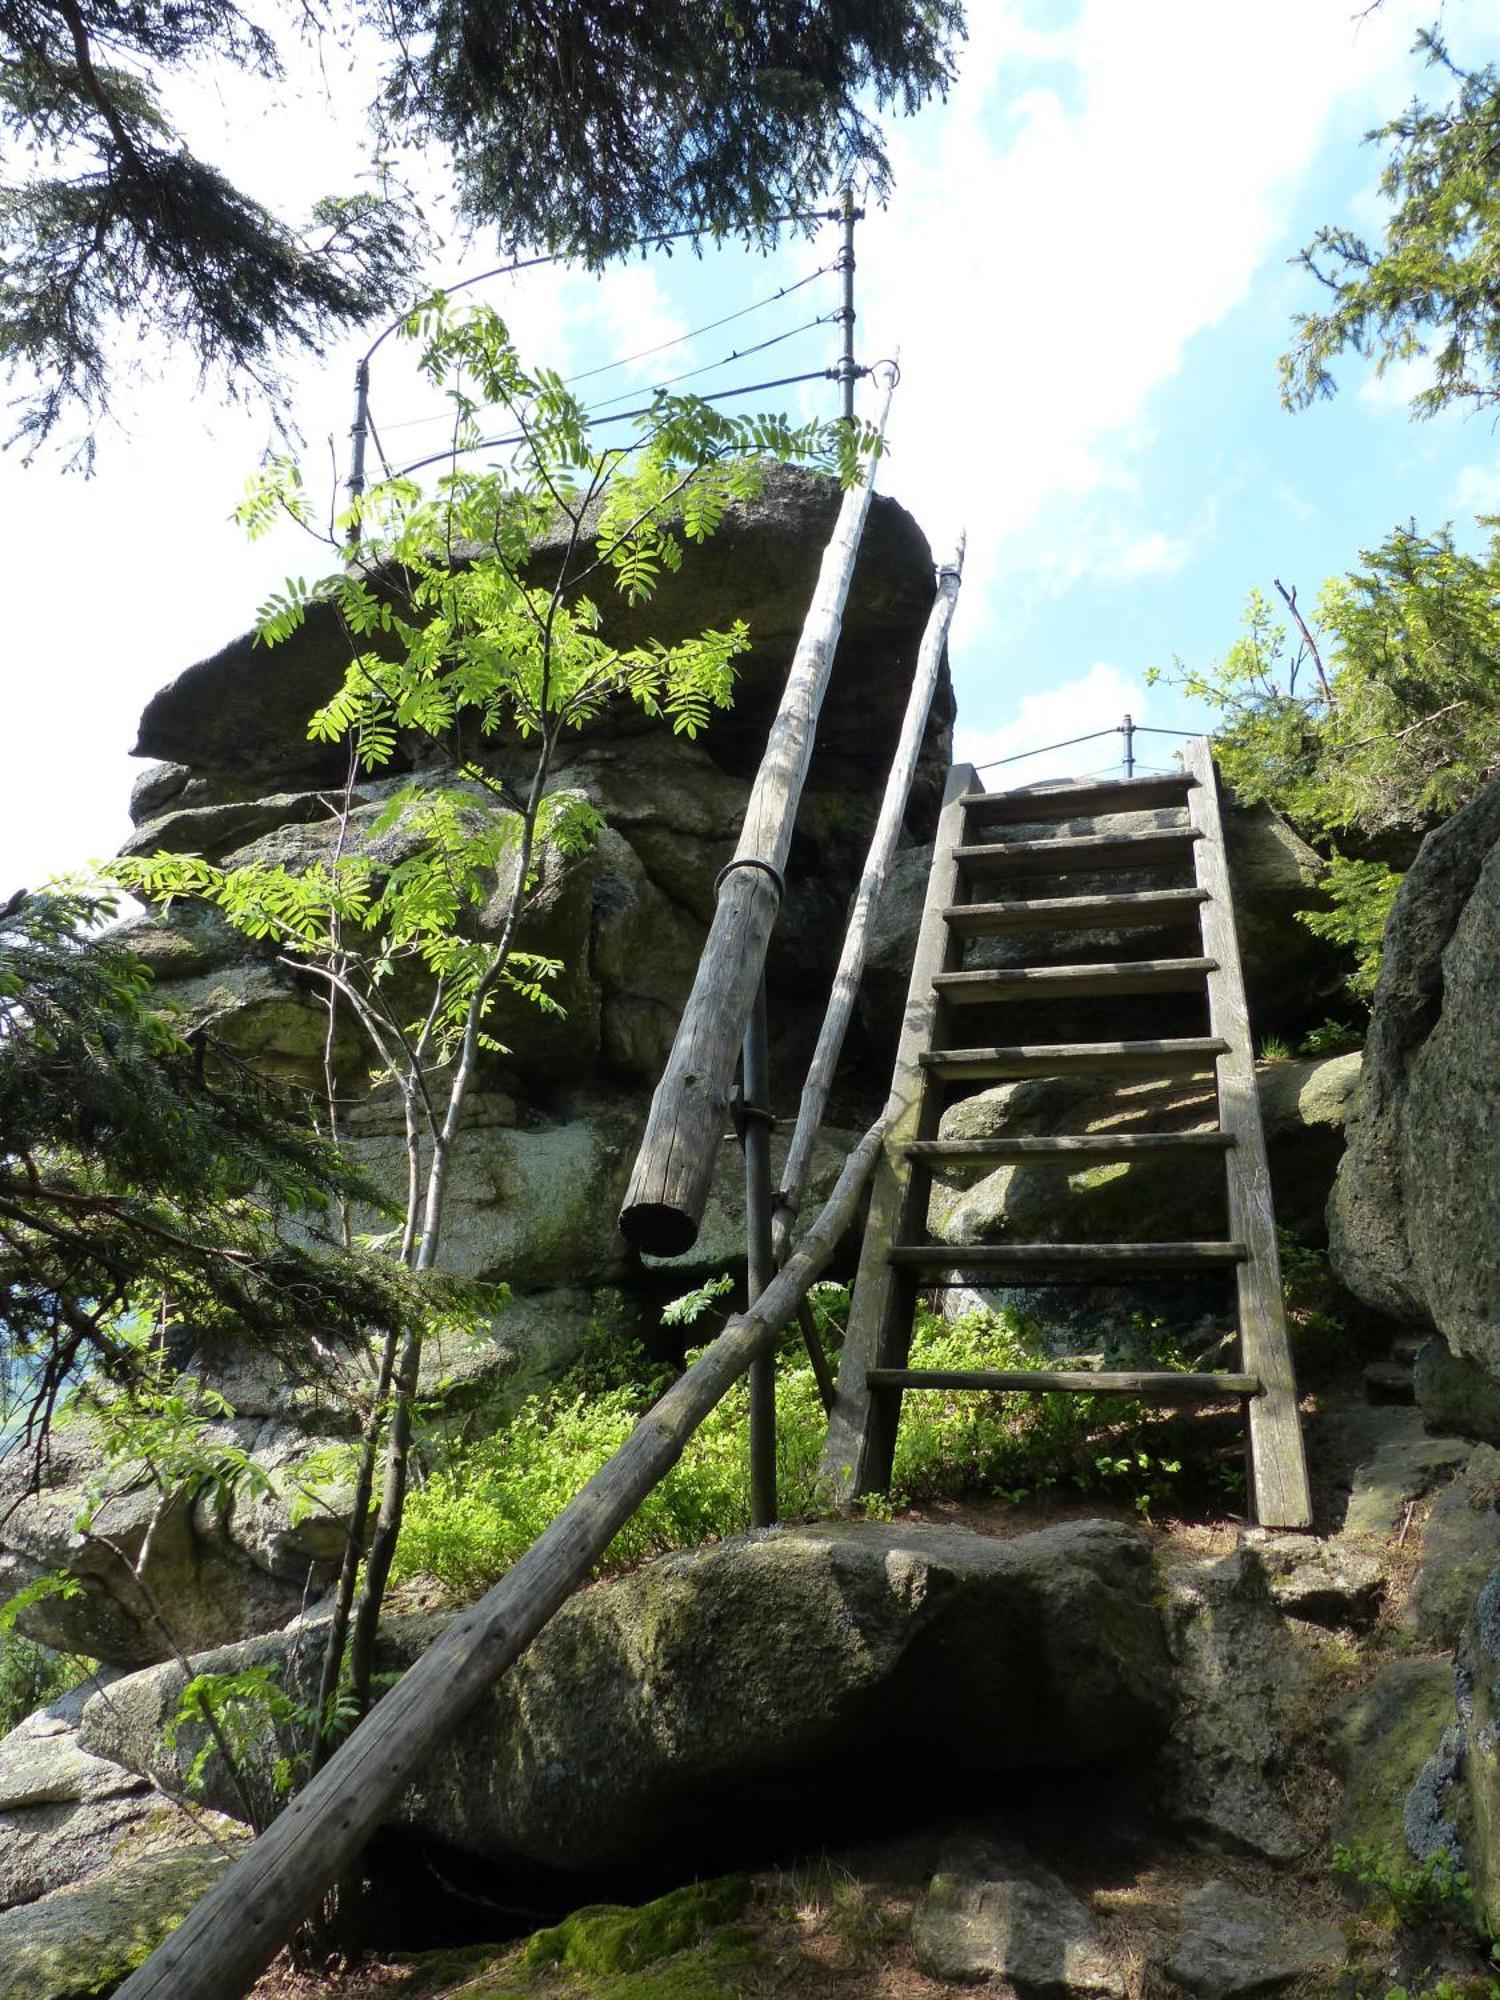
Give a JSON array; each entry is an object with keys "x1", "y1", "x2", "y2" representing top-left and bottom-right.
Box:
[
  {"x1": 742, "y1": 978, "x2": 777, "y2": 1527},
  {"x1": 771, "y1": 537, "x2": 964, "y2": 1265},
  {"x1": 618, "y1": 372, "x2": 898, "y2": 1257},
  {"x1": 113, "y1": 1124, "x2": 885, "y2": 2000}
]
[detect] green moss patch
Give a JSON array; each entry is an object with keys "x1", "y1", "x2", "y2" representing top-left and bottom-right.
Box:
[{"x1": 520, "y1": 1877, "x2": 750, "y2": 1977}]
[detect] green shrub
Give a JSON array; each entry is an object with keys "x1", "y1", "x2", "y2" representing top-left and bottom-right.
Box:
[{"x1": 393, "y1": 1301, "x2": 1224, "y2": 1597}]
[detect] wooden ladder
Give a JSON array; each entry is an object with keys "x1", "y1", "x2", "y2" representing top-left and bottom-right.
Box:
[{"x1": 820, "y1": 737, "x2": 1312, "y2": 1529}]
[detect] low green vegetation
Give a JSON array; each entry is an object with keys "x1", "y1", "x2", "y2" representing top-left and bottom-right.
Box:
[{"x1": 391, "y1": 1294, "x2": 1232, "y2": 1598}]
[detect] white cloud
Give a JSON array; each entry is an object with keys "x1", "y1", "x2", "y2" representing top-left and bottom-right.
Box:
[
  {"x1": 1450, "y1": 463, "x2": 1500, "y2": 516},
  {"x1": 953, "y1": 662, "x2": 1155, "y2": 789},
  {"x1": 1356, "y1": 353, "x2": 1435, "y2": 412},
  {"x1": 857, "y1": 0, "x2": 1432, "y2": 619}
]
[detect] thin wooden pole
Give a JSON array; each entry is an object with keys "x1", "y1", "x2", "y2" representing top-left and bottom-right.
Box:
[
  {"x1": 618, "y1": 371, "x2": 898, "y2": 1257},
  {"x1": 114, "y1": 1123, "x2": 885, "y2": 2000},
  {"x1": 771, "y1": 537, "x2": 965, "y2": 1265},
  {"x1": 743, "y1": 978, "x2": 777, "y2": 1527}
]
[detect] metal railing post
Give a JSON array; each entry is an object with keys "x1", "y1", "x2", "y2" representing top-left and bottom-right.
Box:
[
  {"x1": 1121, "y1": 712, "x2": 1135, "y2": 779},
  {"x1": 346, "y1": 358, "x2": 371, "y2": 552},
  {"x1": 838, "y1": 187, "x2": 858, "y2": 425}
]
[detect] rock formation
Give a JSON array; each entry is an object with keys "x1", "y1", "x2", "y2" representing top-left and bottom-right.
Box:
[{"x1": 1329, "y1": 775, "x2": 1500, "y2": 1364}]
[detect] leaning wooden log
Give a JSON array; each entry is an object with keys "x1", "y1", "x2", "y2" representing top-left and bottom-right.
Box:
[
  {"x1": 771, "y1": 534, "x2": 965, "y2": 1265},
  {"x1": 114, "y1": 1121, "x2": 885, "y2": 2000},
  {"x1": 617, "y1": 372, "x2": 898, "y2": 1257}
]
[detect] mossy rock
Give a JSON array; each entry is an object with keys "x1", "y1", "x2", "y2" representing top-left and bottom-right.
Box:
[
  {"x1": 521, "y1": 1876, "x2": 750, "y2": 1976},
  {"x1": 1329, "y1": 1657, "x2": 1457, "y2": 1854},
  {"x1": 0, "y1": 1844, "x2": 230, "y2": 2000}
]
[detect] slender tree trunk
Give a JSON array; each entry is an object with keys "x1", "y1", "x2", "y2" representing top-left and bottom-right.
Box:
[{"x1": 343, "y1": 733, "x2": 555, "y2": 1719}]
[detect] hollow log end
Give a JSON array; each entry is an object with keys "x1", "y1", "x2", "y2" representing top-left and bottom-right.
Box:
[{"x1": 618, "y1": 1199, "x2": 701, "y2": 1258}]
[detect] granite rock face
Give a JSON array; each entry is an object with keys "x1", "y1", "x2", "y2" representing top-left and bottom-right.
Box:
[
  {"x1": 1159, "y1": 1550, "x2": 1312, "y2": 1861},
  {"x1": 3, "y1": 466, "x2": 948, "y2": 1666},
  {"x1": 80, "y1": 1519, "x2": 1173, "y2": 1875},
  {"x1": 1330, "y1": 777, "x2": 1500, "y2": 1360},
  {"x1": 1164, "y1": 1880, "x2": 1344, "y2": 1999},
  {"x1": 913, "y1": 1834, "x2": 1122, "y2": 1994}
]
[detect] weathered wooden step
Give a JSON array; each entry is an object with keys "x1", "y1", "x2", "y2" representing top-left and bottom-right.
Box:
[
  {"x1": 921, "y1": 1037, "x2": 1228, "y2": 1082},
  {"x1": 944, "y1": 888, "x2": 1209, "y2": 938},
  {"x1": 964, "y1": 773, "x2": 1196, "y2": 826},
  {"x1": 955, "y1": 828, "x2": 1202, "y2": 881},
  {"x1": 867, "y1": 1366, "x2": 1259, "y2": 1399},
  {"x1": 887, "y1": 1241, "x2": 1247, "y2": 1281},
  {"x1": 906, "y1": 1132, "x2": 1233, "y2": 1168},
  {"x1": 933, "y1": 957, "x2": 1217, "y2": 1004}
]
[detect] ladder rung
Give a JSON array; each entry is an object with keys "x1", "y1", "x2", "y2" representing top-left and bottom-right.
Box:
[
  {"x1": 888, "y1": 1241, "x2": 1247, "y2": 1281},
  {"x1": 964, "y1": 774, "x2": 1197, "y2": 826},
  {"x1": 921, "y1": 1037, "x2": 1227, "y2": 1082},
  {"x1": 944, "y1": 889, "x2": 1209, "y2": 938},
  {"x1": 906, "y1": 1133, "x2": 1233, "y2": 1167},
  {"x1": 955, "y1": 829, "x2": 1203, "y2": 880},
  {"x1": 867, "y1": 1367, "x2": 1259, "y2": 1399},
  {"x1": 934, "y1": 958, "x2": 1217, "y2": 1003}
]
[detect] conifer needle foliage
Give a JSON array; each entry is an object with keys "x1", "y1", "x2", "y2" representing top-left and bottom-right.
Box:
[
  {"x1": 0, "y1": 1, "x2": 964, "y2": 457},
  {"x1": 0, "y1": 889, "x2": 422, "y2": 1447},
  {"x1": 1283, "y1": 29, "x2": 1500, "y2": 417}
]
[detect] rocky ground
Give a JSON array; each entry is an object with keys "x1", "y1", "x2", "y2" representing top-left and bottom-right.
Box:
[{"x1": 6, "y1": 1358, "x2": 1498, "y2": 2000}]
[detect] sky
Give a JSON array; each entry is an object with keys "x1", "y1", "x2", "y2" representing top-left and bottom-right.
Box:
[{"x1": 4, "y1": 0, "x2": 1500, "y2": 889}]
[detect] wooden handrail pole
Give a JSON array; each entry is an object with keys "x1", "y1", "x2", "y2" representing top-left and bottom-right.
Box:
[
  {"x1": 114, "y1": 1123, "x2": 885, "y2": 2000},
  {"x1": 771, "y1": 534, "x2": 965, "y2": 1264},
  {"x1": 743, "y1": 976, "x2": 777, "y2": 1527},
  {"x1": 618, "y1": 372, "x2": 898, "y2": 1257}
]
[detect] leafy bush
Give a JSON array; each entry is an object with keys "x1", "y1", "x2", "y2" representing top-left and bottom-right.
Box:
[
  {"x1": 1152, "y1": 523, "x2": 1500, "y2": 1000},
  {"x1": 1301, "y1": 858, "x2": 1404, "y2": 1002}
]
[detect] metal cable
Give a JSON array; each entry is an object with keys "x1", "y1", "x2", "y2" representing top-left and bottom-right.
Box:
[
  {"x1": 585, "y1": 315, "x2": 835, "y2": 416},
  {"x1": 362, "y1": 208, "x2": 848, "y2": 363},
  {"x1": 376, "y1": 263, "x2": 838, "y2": 435},
  {"x1": 564, "y1": 264, "x2": 835, "y2": 389},
  {"x1": 972, "y1": 728, "x2": 1120, "y2": 771},
  {"x1": 390, "y1": 367, "x2": 839, "y2": 479}
]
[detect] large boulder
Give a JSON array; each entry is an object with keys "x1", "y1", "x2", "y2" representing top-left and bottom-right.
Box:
[
  {"x1": 1327, "y1": 1658, "x2": 1459, "y2": 1857},
  {"x1": 0, "y1": 1684, "x2": 244, "y2": 1919},
  {"x1": 0, "y1": 1846, "x2": 233, "y2": 2000},
  {"x1": 913, "y1": 1833, "x2": 1123, "y2": 1994},
  {"x1": 131, "y1": 464, "x2": 948, "y2": 799},
  {"x1": 1330, "y1": 777, "x2": 1500, "y2": 1359},
  {"x1": 1159, "y1": 1549, "x2": 1313, "y2": 1860},
  {"x1": 81, "y1": 1518, "x2": 1173, "y2": 1875}
]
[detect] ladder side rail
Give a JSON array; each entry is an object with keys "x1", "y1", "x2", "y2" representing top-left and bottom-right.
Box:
[
  {"x1": 1183, "y1": 735, "x2": 1312, "y2": 1529},
  {"x1": 821, "y1": 762, "x2": 978, "y2": 1501}
]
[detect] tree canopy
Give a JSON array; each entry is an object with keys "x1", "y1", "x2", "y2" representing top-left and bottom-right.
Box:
[
  {"x1": 1, "y1": 0, "x2": 965, "y2": 458},
  {"x1": 1282, "y1": 29, "x2": 1500, "y2": 417},
  {"x1": 1152, "y1": 523, "x2": 1500, "y2": 997}
]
